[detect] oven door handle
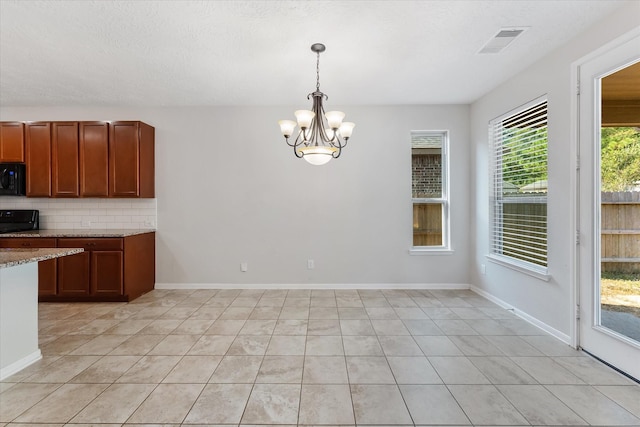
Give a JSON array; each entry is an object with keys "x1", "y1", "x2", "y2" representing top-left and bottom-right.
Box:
[{"x1": 0, "y1": 168, "x2": 9, "y2": 189}]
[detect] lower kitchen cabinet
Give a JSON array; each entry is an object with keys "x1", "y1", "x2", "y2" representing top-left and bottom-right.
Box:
[
  {"x1": 57, "y1": 238, "x2": 123, "y2": 297},
  {"x1": 0, "y1": 232, "x2": 154, "y2": 302},
  {"x1": 0, "y1": 238, "x2": 57, "y2": 296},
  {"x1": 92, "y1": 250, "x2": 123, "y2": 296},
  {"x1": 57, "y1": 251, "x2": 91, "y2": 296}
]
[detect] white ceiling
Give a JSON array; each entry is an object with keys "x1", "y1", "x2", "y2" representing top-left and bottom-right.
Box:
[{"x1": 0, "y1": 0, "x2": 629, "y2": 107}]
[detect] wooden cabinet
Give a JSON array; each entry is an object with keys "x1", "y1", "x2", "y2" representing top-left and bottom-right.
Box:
[
  {"x1": 0, "y1": 122, "x2": 25, "y2": 162},
  {"x1": 25, "y1": 122, "x2": 52, "y2": 197},
  {"x1": 92, "y1": 251, "x2": 123, "y2": 295},
  {"x1": 0, "y1": 233, "x2": 154, "y2": 301},
  {"x1": 52, "y1": 122, "x2": 79, "y2": 197},
  {"x1": 57, "y1": 238, "x2": 124, "y2": 297},
  {"x1": 109, "y1": 121, "x2": 155, "y2": 198},
  {"x1": 16, "y1": 120, "x2": 154, "y2": 198},
  {"x1": 79, "y1": 122, "x2": 109, "y2": 197},
  {"x1": 0, "y1": 238, "x2": 57, "y2": 296},
  {"x1": 57, "y1": 251, "x2": 90, "y2": 296}
]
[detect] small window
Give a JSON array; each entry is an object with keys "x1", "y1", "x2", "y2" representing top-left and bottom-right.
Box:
[
  {"x1": 411, "y1": 131, "x2": 450, "y2": 251},
  {"x1": 489, "y1": 97, "x2": 548, "y2": 276}
]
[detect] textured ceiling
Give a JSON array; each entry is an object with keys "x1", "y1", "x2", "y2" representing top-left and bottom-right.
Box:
[{"x1": 0, "y1": 0, "x2": 630, "y2": 107}]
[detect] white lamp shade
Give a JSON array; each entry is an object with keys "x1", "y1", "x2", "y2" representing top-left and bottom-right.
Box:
[
  {"x1": 325, "y1": 110, "x2": 345, "y2": 129},
  {"x1": 294, "y1": 110, "x2": 315, "y2": 128},
  {"x1": 278, "y1": 120, "x2": 297, "y2": 137},
  {"x1": 298, "y1": 146, "x2": 338, "y2": 166},
  {"x1": 338, "y1": 122, "x2": 355, "y2": 138}
]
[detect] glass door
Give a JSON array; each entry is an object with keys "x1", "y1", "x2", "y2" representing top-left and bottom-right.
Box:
[{"x1": 578, "y1": 32, "x2": 640, "y2": 380}]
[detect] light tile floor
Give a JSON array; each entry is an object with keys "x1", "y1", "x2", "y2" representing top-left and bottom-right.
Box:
[{"x1": 1, "y1": 288, "x2": 639, "y2": 426}]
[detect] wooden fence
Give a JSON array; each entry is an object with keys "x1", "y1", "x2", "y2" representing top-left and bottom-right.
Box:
[
  {"x1": 413, "y1": 204, "x2": 442, "y2": 246},
  {"x1": 602, "y1": 191, "x2": 640, "y2": 273}
]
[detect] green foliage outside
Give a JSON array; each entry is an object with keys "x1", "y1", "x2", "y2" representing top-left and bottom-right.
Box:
[
  {"x1": 601, "y1": 127, "x2": 640, "y2": 192},
  {"x1": 501, "y1": 127, "x2": 548, "y2": 188}
]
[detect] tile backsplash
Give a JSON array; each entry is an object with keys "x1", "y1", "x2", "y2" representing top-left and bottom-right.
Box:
[{"x1": 0, "y1": 198, "x2": 157, "y2": 230}]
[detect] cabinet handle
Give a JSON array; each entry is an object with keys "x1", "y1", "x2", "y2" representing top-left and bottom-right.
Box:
[{"x1": 21, "y1": 242, "x2": 31, "y2": 247}]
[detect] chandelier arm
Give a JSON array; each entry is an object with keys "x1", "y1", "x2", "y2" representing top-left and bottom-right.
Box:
[
  {"x1": 315, "y1": 92, "x2": 335, "y2": 144},
  {"x1": 285, "y1": 130, "x2": 303, "y2": 148},
  {"x1": 335, "y1": 139, "x2": 348, "y2": 149},
  {"x1": 332, "y1": 145, "x2": 342, "y2": 159}
]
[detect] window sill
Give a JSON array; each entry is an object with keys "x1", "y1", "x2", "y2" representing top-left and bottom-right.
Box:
[
  {"x1": 486, "y1": 254, "x2": 550, "y2": 281},
  {"x1": 409, "y1": 248, "x2": 454, "y2": 256}
]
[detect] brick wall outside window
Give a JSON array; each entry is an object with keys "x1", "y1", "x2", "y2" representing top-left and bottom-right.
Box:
[{"x1": 412, "y1": 153, "x2": 441, "y2": 198}]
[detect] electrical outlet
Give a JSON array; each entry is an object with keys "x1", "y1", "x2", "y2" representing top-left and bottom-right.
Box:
[
  {"x1": 480, "y1": 264, "x2": 486, "y2": 275},
  {"x1": 307, "y1": 259, "x2": 314, "y2": 269},
  {"x1": 81, "y1": 220, "x2": 91, "y2": 228},
  {"x1": 144, "y1": 220, "x2": 155, "y2": 228},
  {"x1": 240, "y1": 262, "x2": 248, "y2": 272}
]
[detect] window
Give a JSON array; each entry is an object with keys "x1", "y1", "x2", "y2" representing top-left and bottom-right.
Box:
[
  {"x1": 489, "y1": 97, "x2": 548, "y2": 277},
  {"x1": 411, "y1": 131, "x2": 450, "y2": 252}
]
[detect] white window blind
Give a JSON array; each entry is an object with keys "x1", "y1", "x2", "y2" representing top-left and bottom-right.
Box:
[{"x1": 490, "y1": 98, "x2": 548, "y2": 271}]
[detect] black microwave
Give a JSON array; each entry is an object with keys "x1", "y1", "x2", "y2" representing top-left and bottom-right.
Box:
[{"x1": 0, "y1": 163, "x2": 26, "y2": 196}]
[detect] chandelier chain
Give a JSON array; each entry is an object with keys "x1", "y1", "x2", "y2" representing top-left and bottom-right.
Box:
[{"x1": 316, "y1": 51, "x2": 321, "y2": 92}]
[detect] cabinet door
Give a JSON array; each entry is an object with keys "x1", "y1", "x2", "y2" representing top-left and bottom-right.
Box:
[
  {"x1": 0, "y1": 238, "x2": 57, "y2": 296},
  {"x1": 52, "y1": 122, "x2": 79, "y2": 197},
  {"x1": 109, "y1": 121, "x2": 140, "y2": 197},
  {"x1": 91, "y1": 250, "x2": 123, "y2": 296},
  {"x1": 57, "y1": 252, "x2": 90, "y2": 296},
  {"x1": 139, "y1": 122, "x2": 155, "y2": 198},
  {"x1": 38, "y1": 259, "x2": 58, "y2": 296},
  {"x1": 79, "y1": 122, "x2": 109, "y2": 197},
  {"x1": 25, "y1": 122, "x2": 52, "y2": 197},
  {"x1": 0, "y1": 122, "x2": 25, "y2": 162}
]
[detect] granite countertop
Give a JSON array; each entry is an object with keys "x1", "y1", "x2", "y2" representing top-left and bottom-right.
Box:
[
  {"x1": 0, "y1": 229, "x2": 156, "y2": 238},
  {"x1": 0, "y1": 248, "x2": 84, "y2": 269}
]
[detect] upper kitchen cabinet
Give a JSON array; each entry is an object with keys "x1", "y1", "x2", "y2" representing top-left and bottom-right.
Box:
[
  {"x1": 79, "y1": 122, "x2": 109, "y2": 197},
  {"x1": 52, "y1": 122, "x2": 80, "y2": 197},
  {"x1": 25, "y1": 122, "x2": 52, "y2": 197},
  {"x1": 0, "y1": 122, "x2": 25, "y2": 162},
  {"x1": 109, "y1": 121, "x2": 155, "y2": 198}
]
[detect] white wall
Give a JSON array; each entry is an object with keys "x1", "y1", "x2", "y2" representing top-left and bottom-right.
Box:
[
  {"x1": 0, "y1": 104, "x2": 470, "y2": 286},
  {"x1": 469, "y1": 3, "x2": 640, "y2": 340}
]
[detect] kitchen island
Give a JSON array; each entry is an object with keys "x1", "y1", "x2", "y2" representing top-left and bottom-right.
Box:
[{"x1": 0, "y1": 247, "x2": 83, "y2": 380}]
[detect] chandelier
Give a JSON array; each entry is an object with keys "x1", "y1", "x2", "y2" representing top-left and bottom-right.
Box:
[{"x1": 278, "y1": 43, "x2": 355, "y2": 166}]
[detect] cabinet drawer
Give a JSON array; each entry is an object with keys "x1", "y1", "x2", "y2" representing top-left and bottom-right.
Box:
[
  {"x1": 57, "y1": 238, "x2": 123, "y2": 251},
  {"x1": 0, "y1": 238, "x2": 57, "y2": 248}
]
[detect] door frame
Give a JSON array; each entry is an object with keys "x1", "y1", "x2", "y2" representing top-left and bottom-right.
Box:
[{"x1": 570, "y1": 27, "x2": 640, "y2": 376}]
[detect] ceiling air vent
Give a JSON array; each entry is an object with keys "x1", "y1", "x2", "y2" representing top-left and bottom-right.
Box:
[{"x1": 479, "y1": 27, "x2": 528, "y2": 54}]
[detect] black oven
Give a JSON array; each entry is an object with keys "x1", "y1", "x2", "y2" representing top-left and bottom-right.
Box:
[
  {"x1": 0, "y1": 163, "x2": 26, "y2": 196},
  {"x1": 0, "y1": 209, "x2": 39, "y2": 234}
]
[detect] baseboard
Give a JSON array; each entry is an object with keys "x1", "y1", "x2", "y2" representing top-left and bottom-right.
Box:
[
  {"x1": 469, "y1": 285, "x2": 572, "y2": 345},
  {"x1": 155, "y1": 283, "x2": 471, "y2": 290},
  {"x1": 0, "y1": 349, "x2": 42, "y2": 381}
]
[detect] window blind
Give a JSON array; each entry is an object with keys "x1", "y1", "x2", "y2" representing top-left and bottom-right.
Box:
[{"x1": 490, "y1": 99, "x2": 548, "y2": 268}]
